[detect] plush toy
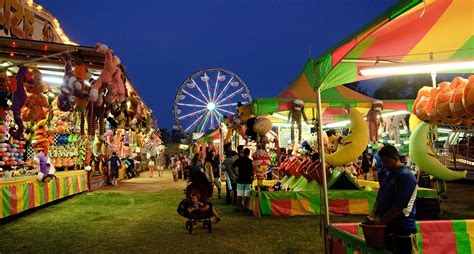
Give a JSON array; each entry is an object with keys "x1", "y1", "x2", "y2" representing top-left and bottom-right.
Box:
[
  {"x1": 90, "y1": 44, "x2": 126, "y2": 107},
  {"x1": 32, "y1": 119, "x2": 52, "y2": 155},
  {"x1": 0, "y1": 71, "x2": 11, "y2": 121},
  {"x1": 366, "y1": 100, "x2": 383, "y2": 143},
  {"x1": 288, "y1": 99, "x2": 308, "y2": 145},
  {"x1": 35, "y1": 150, "x2": 56, "y2": 182},
  {"x1": 388, "y1": 115, "x2": 407, "y2": 145},
  {"x1": 252, "y1": 149, "x2": 270, "y2": 186},
  {"x1": 449, "y1": 77, "x2": 469, "y2": 120},
  {"x1": 21, "y1": 68, "x2": 49, "y2": 122},
  {"x1": 9, "y1": 67, "x2": 33, "y2": 139},
  {"x1": 58, "y1": 52, "x2": 90, "y2": 112},
  {"x1": 412, "y1": 76, "x2": 474, "y2": 126}
]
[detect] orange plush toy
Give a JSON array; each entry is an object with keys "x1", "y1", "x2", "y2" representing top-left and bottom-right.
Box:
[
  {"x1": 21, "y1": 68, "x2": 49, "y2": 122},
  {"x1": 434, "y1": 81, "x2": 460, "y2": 125},
  {"x1": 449, "y1": 77, "x2": 469, "y2": 120}
]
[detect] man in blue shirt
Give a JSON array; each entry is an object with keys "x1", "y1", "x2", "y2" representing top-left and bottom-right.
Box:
[{"x1": 367, "y1": 145, "x2": 419, "y2": 254}]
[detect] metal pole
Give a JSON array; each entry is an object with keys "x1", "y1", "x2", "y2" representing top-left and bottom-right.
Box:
[
  {"x1": 0, "y1": 50, "x2": 75, "y2": 71},
  {"x1": 316, "y1": 86, "x2": 330, "y2": 253}
]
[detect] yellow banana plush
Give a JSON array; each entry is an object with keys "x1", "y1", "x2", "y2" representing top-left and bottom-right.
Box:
[
  {"x1": 325, "y1": 108, "x2": 368, "y2": 166},
  {"x1": 409, "y1": 122, "x2": 466, "y2": 180},
  {"x1": 409, "y1": 114, "x2": 422, "y2": 132}
]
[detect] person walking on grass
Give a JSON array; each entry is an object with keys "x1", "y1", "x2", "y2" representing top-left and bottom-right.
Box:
[
  {"x1": 148, "y1": 156, "x2": 155, "y2": 178},
  {"x1": 192, "y1": 153, "x2": 203, "y2": 172},
  {"x1": 232, "y1": 148, "x2": 253, "y2": 211},
  {"x1": 107, "y1": 152, "x2": 121, "y2": 186}
]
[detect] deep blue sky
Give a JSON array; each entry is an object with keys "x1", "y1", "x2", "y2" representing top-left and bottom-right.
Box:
[{"x1": 36, "y1": 0, "x2": 397, "y2": 128}]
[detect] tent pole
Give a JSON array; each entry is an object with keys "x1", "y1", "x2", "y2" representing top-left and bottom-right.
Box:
[{"x1": 316, "y1": 86, "x2": 330, "y2": 254}]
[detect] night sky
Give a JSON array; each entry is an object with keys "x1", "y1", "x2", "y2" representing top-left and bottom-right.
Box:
[{"x1": 35, "y1": 0, "x2": 397, "y2": 128}]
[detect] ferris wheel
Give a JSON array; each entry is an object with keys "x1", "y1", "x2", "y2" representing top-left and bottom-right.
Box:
[{"x1": 173, "y1": 68, "x2": 252, "y2": 134}]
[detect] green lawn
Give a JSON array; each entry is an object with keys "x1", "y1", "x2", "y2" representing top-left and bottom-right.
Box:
[
  {"x1": 0, "y1": 176, "x2": 326, "y2": 254},
  {"x1": 1, "y1": 172, "x2": 472, "y2": 254}
]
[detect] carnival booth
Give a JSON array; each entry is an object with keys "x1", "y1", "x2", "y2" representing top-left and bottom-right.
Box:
[
  {"x1": 265, "y1": 0, "x2": 474, "y2": 253},
  {"x1": 0, "y1": 1, "x2": 157, "y2": 219}
]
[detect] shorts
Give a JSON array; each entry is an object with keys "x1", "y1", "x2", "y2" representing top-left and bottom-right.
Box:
[
  {"x1": 236, "y1": 183, "x2": 251, "y2": 197},
  {"x1": 157, "y1": 166, "x2": 164, "y2": 171},
  {"x1": 110, "y1": 169, "x2": 118, "y2": 178},
  {"x1": 385, "y1": 232, "x2": 419, "y2": 254},
  {"x1": 213, "y1": 177, "x2": 222, "y2": 189}
]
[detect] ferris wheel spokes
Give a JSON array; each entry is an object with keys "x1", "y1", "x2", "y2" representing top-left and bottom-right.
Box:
[
  {"x1": 215, "y1": 76, "x2": 235, "y2": 102},
  {"x1": 178, "y1": 108, "x2": 207, "y2": 120},
  {"x1": 212, "y1": 71, "x2": 221, "y2": 101},
  {"x1": 202, "y1": 72, "x2": 213, "y2": 101},
  {"x1": 190, "y1": 78, "x2": 209, "y2": 104},
  {"x1": 215, "y1": 107, "x2": 234, "y2": 116},
  {"x1": 184, "y1": 110, "x2": 208, "y2": 133},
  {"x1": 200, "y1": 112, "x2": 211, "y2": 133},
  {"x1": 176, "y1": 102, "x2": 207, "y2": 108},
  {"x1": 217, "y1": 87, "x2": 244, "y2": 105},
  {"x1": 182, "y1": 89, "x2": 208, "y2": 106},
  {"x1": 217, "y1": 102, "x2": 237, "y2": 108}
]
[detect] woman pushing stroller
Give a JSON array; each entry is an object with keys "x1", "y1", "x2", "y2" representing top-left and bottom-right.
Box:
[{"x1": 185, "y1": 169, "x2": 221, "y2": 224}]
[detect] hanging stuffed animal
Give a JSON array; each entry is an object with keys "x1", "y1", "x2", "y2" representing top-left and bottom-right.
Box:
[
  {"x1": 9, "y1": 67, "x2": 33, "y2": 139},
  {"x1": 58, "y1": 52, "x2": 90, "y2": 112},
  {"x1": 288, "y1": 99, "x2": 308, "y2": 145},
  {"x1": 388, "y1": 115, "x2": 407, "y2": 146},
  {"x1": 0, "y1": 71, "x2": 11, "y2": 121},
  {"x1": 90, "y1": 44, "x2": 126, "y2": 112},
  {"x1": 366, "y1": 100, "x2": 383, "y2": 144},
  {"x1": 21, "y1": 68, "x2": 49, "y2": 122}
]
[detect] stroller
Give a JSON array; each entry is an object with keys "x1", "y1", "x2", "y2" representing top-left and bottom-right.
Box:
[{"x1": 177, "y1": 183, "x2": 214, "y2": 234}]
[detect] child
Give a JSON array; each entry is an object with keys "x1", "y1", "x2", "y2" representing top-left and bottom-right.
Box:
[
  {"x1": 187, "y1": 194, "x2": 209, "y2": 213},
  {"x1": 148, "y1": 159, "x2": 155, "y2": 178}
]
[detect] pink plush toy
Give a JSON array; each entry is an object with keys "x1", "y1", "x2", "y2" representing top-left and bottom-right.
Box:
[{"x1": 90, "y1": 44, "x2": 126, "y2": 105}]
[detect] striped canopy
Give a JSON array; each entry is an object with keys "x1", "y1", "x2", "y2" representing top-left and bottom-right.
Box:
[
  {"x1": 313, "y1": 0, "x2": 474, "y2": 91},
  {"x1": 252, "y1": 60, "x2": 413, "y2": 123}
]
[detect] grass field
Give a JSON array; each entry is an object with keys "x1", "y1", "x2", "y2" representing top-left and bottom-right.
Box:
[{"x1": 0, "y1": 171, "x2": 472, "y2": 253}]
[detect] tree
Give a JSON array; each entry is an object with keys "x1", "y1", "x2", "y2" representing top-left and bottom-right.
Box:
[
  {"x1": 345, "y1": 81, "x2": 368, "y2": 95},
  {"x1": 159, "y1": 128, "x2": 171, "y2": 143},
  {"x1": 373, "y1": 76, "x2": 411, "y2": 99}
]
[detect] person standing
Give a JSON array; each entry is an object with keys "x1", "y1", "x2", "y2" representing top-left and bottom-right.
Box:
[
  {"x1": 192, "y1": 153, "x2": 203, "y2": 172},
  {"x1": 232, "y1": 148, "x2": 253, "y2": 211},
  {"x1": 157, "y1": 152, "x2": 165, "y2": 178},
  {"x1": 367, "y1": 145, "x2": 419, "y2": 254},
  {"x1": 361, "y1": 151, "x2": 372, "y2": 180},
  {"x1": 223, "y1": 150, "x2": 238, "y2": 205},
  {"x1": 172, "y1": 156, "x2": 180, "y2": 181},
  {"x1": 204, "y1": 151, "x2": 221, "y2": 198},
  {"x1": 212, "y1": 153, "x2": 222, "y2": 199},
  {"x1": 107, "y1": 152, "x2": 121, "y2": 186}
]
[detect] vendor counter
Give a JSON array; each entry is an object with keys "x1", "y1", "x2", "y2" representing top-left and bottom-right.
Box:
[
  {"x1": 250, "y1": 177, "x2": 439, "y2": 217},
  {"x1": 329, "y1": 220, "x2": 474, "y2": 254},
  {"x1": 0, "y1": 170, "x2": 88, "y2": 219}
]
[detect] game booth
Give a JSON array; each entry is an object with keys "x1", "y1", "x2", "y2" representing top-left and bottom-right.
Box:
[
  {"x1": 231, "y1": 0, "x2": 474, "y2": 253},
  {"x1": 0, "y1": 1, "x2": 159, "y2": 220}
]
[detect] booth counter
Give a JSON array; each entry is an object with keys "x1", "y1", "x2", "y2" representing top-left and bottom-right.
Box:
[{"x1": 0, "y1": 170, "x2": 88, "y2": 219}]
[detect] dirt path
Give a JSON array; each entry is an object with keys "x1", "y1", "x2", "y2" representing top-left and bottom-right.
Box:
[{"x1": 95, "y1": 169, "x2": 187, "y2": 193}]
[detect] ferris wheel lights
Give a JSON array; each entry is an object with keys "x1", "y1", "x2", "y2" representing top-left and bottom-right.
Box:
[{"x1": 207, "y1": 102, "x2": 216, "y2": 111}]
